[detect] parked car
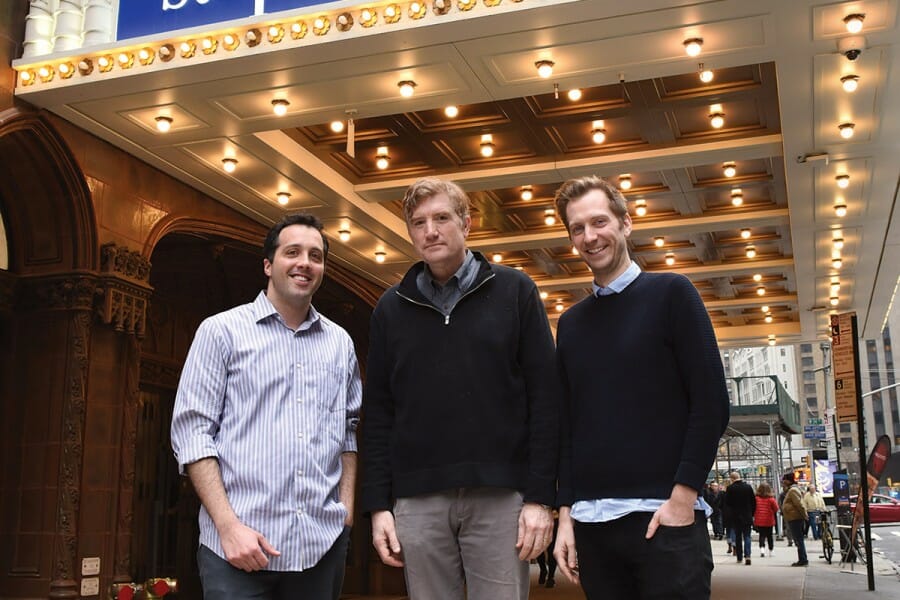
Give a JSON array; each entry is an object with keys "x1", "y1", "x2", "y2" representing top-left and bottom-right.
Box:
[{"x1": 850, "y1": 494, "x2": 900, "y2": 523}]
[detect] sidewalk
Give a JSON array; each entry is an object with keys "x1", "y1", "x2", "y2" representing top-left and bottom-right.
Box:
[{"x1": 346, "y1": 536, "x2": 900, "y2": 600}]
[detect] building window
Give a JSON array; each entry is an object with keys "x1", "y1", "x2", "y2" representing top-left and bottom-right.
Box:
[
  {"x1": 840, "y1": 423, "x2": 852, "y2": 433},
  {"x1": 804, "y1": 383, "x2": 817, "y2": 395},
  {"x1": 801, "y1": 356, "x2": 814, "y2": 367},
  {"x1": 801, "y1": 343, "x2": 812, "y2": 353}
]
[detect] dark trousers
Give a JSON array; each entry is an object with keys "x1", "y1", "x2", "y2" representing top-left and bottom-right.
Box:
[
  {"x1": 733, "y1": 523, "x2": 752, "y2": 560},
  {"x1": 787, "y1": 519, "x2": 808, "y2": 563},
  {"x1": 574, "y1": 511, "x2": 712, "y2": 599},
  {"x1": 710, "y1": 513, "x2": 724, "y2": 538},
  {"x1": 197, "y1": 527, "x2": 350, "y2": 600},
  {"x1": 757, "y1": 526, "x2": 774, "y2": 550}
]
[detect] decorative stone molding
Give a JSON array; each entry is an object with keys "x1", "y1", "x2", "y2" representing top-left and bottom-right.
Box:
[
  {"x1": 49, "y1": 310, "x2": 92, "y2": 599},
  {"x1": 139, "y1": 356, "x2": 181, "y2": 390},
  {"x1": 114, "y1": 336, "x2": 142, "y2": 579},
  {"x1": 18, "y1": 274, "x2": 98, "y2": 311},
  {"x1": 97, "y1": 243, "x2": 153, "y2": 337}
]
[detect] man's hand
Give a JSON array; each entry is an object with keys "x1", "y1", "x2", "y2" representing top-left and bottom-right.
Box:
[
  {"x1": 371, "y1": 510, "x2": 404, "y2": 567},
  {"x1": 219, "y1": 520, "x2": 280, "y2": 572},
  {"x1": 515, "y1": 502, "x2": 553, "y2": 560},
  {"x1": 645, "y1": 483, "x2": 698, "y2": 539},
  {"x1": 553, "y1": 507, "x2": 579, "y2": 584}
]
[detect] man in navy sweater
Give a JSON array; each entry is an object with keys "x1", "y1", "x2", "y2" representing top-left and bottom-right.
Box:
[
  {"x1": 551, "y1": 176, "x2": 729, "y2": 598},
  {"x1": 361, "y1": 177, "x2": 559, "y2": 599}
]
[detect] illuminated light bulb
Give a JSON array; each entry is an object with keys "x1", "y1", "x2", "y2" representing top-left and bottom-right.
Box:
[
  {"x1": 753, "y1": 273, "x2": 762, "y2": 282},
  {"x1": 540, "y1": 291, "x2": 549, "y2": 300},
  {"x1": 384, "y1": 4, "x2": 401, "y2": 23},
  {"x1": 834, "y1": 203, "x2": 847, "y2": 217},
  {"x1": 268, "y1": 25, "x2": 285, "y2": 42},
  {"x1": 492, "y1": 253, "x2": 503, "y2": 263},
  {"x1": 723, "y1": 162, "x2": 736, "y2": 178},
  {"x1": 398, "y1": 80, "x2": 416, "y2": 97},
  {"x1": 374, "y1": 251, "x2": 386, "y2": 263},
  {"x1": 618, "y1": 175, "x2": 632, "y2": 191},
  {"x1": 709, "y1": 111, "x2": 725, "y2": 129},
  {"x1": 841, "y1": 74, "x2": 859, "y2": 92},
  {"x1": 276, "y1": 191, "x2": 291, "y2": 205},
  {"x1": 634, "y1": 199, "x2": 647, "y2": 217},
  {"x1": 731, "y1": 188, "x2": 744, "y2": 206},
  {"x1": 409, "y1": 2, "x2": 427, "y2": 19},
  {"x1": 544, "y1": 209, "x2": 557, "y2": 226},
  {"x1": 77, "y1": 59, "x2": 93, "y2": 75},
  {"x1": 36, "y1": 65, "x2": 53, "y2": 82},
  {"x1": 756, "y1": 285, "x2": 766, "y2": 296},
  {"x1": 520, "y1": 186, "x2": 533, "y2": 201},
  {"x1": 745, "y1": 245, "x2": 757, "y2": 258},
  {"x1": 480, "y1": 134, "x2": 495, "y2": 157},
  {"x1": 155, "y1": 116, "x2": 173, "y2": 133},
  {"x1": 117, "y1": 52, "x2": 134, "y2": 68},
  {"x1": 535, "y1": 60, "x2": 554, "y2": 79},
  {"x1": 741, "y1": 228, "x2": 751, "y2": 239},
  {"x1": 833, "y1": 236, "x2": 844, "y2": 250},
  {"x1": 458, "y1": 0, "x2": 476, "y2": 11},
  {"x1": 832, "y1": 256, "x2": 843, "y2": 269},
  {"x1": 158, "y1": 45, "x2": 175, "y2": 62},
  {"x1": 572, "y1": 246, "x2": 579, "y2": 255},
  {"x1": 830, "y1": 295, "x2": 839, "y2": 306},
  {"x1": 137, "y1": 48, "x2": 155, "y2": 65},
  {"x1": 765, "y1": 313, "x2": 773, "y2": 324},
  {"x1": 838, "y1": 122, "x2": 855, "y2": 139},
  {"x1": 200, "y1": 36, "x2": 217, "y2": 54},
  {"x1": 699, "y1": 63, "x2": 714, "y2": 83},
  {"x1": 375, "y1": 145, "x2": 390, "y2": 170},
  {"x1": 272, "y1": 99, "x2": 290, "y2": 116},
  {"x1": 290, "y1": 22, "x2": 307, "y2": 39},
  {"x1": 330, "y1": 120, "x2": 345, "y2": 133},
  {"x1": 591, "y1": 120, "x2": 606, "y2": 144},
  {"x1": 360, "y1": 8, "x2": 377, "y2": 27},
  {"x1": 179, "y1": 41, "x2": 196, "y2": 58},
  {"x1": 830, "y1": 280, "x2": 841, "y2": 294},
  {"x1": 567, "y1": 88, "x2": 582, "y2": 101},
  {"x1": 221, "y1": 157, "x2": 237, "y2": 173},
  {"x1": 444, "y1": 105, "x2": 459, "y2": 118},
  {"x1": 338, "y1": 229, "x2": 351, "y2": 242},
  {"x1": 58, "y1": 62, "x2": 74, "y2": 79},
  {"x1": 768, "y1": 335, "x2": 776, "y2": 346},
  {"x1": 665, "y1": 252, "x2": 675, "y2": 266},
  {"x1": 835, "y1": 174, "x2": 850, "y2": 189},
  {"x1": 844, "y1": 13, "x2": 865, "y2": 34},
  {"x1": 683, "y1": 38, "x2": 703, "y2": 57},
  {"x1": 555, "y1": 302, "x2": 564, "y2": 312},
  {"x1": 312, "y1": 17, "x2": 330, "y2": 35},
  {"x1": 654, "y1": 237, "x2": 665, "y2": 248},
  {"x1": 760, "y1": 305, "x2": 769, "y2": 313},
  {"x1": 98, "y1": 55, "x2": 114, "y2": 72},
  {"x1": 19, "y1": 69, "x2": 34, "y2": 85},
  {"x1": 223, "y1": 33, "x2": 240, "y2": 50}
]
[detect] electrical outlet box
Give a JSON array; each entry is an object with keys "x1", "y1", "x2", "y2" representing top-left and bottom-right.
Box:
[
  {"x1": 82, "y1": 557, "x2": 100, "y2": 576},
  {"x1": 80, "y1": 577, "x2": 99, "y2": 596}
]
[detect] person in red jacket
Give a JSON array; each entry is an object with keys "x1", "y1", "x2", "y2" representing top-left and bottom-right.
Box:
[{"x1": 754, "y1": 482, "x2": 780, "y2": 557}]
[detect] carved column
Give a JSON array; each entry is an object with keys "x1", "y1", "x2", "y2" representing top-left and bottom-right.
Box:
[
  {"x1": 95, "y1": 243, "x2": 152, "y2": 586},
  {"x1": 17, "y1": 274, "x2": 98, "y2": 599}
]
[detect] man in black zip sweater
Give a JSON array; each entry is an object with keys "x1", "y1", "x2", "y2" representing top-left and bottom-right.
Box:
[
  {"x1": 360, "y1": 177, "x2": 560, "y2": 599},
  {"x1": 551, "y1": 176, "x2": 729, "y2": 599}
]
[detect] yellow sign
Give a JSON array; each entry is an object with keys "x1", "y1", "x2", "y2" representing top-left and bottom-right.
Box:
[{"x1": 831, "y1": 312, "x2": 859, "y2": 423}]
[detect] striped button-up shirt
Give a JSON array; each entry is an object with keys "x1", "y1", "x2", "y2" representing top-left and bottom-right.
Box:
[{"x1": 171, "y1": 291, "x2": 362, "y2": 571}]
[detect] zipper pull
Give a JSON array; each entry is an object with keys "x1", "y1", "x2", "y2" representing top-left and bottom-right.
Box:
[{"x1": 444, "y1": 314, "x2": 450, "y2": 326}]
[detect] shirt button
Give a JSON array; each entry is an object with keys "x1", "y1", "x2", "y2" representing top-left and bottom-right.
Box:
[
  {"x1": 296, "y1": 470, "x2": 303, "y2": 477},
  {"x1": 297, "y1": 432, "x2": 304, "y2": 439},
  {"x1": 297, "y1": 507, "x2": 303, "y2": 515},
  {"x1": 297, "y1": 398, "x2": 303, "y2": 403}
]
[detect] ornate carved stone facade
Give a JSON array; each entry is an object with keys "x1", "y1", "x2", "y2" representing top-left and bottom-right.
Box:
[{"x1": 97, "y1": 243, "x2": 153, "y2": 337}]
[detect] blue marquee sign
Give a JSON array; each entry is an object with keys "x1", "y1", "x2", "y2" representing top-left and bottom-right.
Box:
[{"x1": 117, "y1": 1, "x2": 343, "y2": 41}]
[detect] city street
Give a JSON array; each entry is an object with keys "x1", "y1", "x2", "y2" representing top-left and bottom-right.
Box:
[{"x1": 871, "y1": 523, "x2": 900, "y2": 569}]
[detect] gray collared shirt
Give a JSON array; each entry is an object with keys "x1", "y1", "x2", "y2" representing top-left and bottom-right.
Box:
[{"x1": 416, "y1": 250, "x2": 479, "y2": 315}]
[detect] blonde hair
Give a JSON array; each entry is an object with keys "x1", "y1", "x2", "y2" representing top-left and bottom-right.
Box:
[{"x1": 401, "y1": 177, "x2": 470, "y2": 224}]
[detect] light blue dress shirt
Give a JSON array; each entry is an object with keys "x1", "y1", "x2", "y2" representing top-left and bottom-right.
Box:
[
  {"x1": 171, "y1": 291, "x2": 362, "y2": 570},
  {"x1": 571, "y1": 261, "x2": 712, "y2": 522}
]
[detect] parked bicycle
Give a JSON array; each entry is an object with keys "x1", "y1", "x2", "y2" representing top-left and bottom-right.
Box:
[{"x1": 818, "y1": 510, "x2": 834, "y2": 564}]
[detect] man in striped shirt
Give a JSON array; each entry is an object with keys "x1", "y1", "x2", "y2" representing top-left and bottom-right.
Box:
[{"x1": 171, "y1": 213, "x2": 362, "y2": 599}]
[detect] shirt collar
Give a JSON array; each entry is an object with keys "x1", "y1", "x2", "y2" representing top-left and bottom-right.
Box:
[
  {"x1": 593, "y1": 261, "x2": 641, "y2": 297},
  {"x1": 424, "y1": 249, "x2": 475, "y2": 290},
  {"x1": 251, "y1": 290, "x2": 321, "y2": 329}
]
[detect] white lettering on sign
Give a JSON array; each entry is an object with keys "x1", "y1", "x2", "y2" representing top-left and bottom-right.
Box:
[{"x1": 163, "y1": 0, "x2": 212, "y2": 11}]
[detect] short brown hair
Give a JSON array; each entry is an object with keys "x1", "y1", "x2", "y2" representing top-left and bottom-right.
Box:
[
  {"x1": 401, "y1": 177, "x2": 470, "y2": 224},
  {"x1": 553, "y1": 175, "x2": 628, "y2": 231}
]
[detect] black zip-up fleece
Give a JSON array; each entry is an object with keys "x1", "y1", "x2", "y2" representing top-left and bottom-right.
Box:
[{"x1": 360, "y1": 252, "x2": 560, "y2": 513}]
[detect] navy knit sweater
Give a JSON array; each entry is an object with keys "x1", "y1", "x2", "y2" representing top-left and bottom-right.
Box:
[
  {"x1": 360, "y1": 253, "x2": 560, "y2": 513},
  {"x1": 555, "y1": 272, "x2": 729, "y2": 506}
]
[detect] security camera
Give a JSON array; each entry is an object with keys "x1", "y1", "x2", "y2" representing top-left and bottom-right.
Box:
[{"x1": 838, "y1": 36, "x2": 865, "y2": 61}]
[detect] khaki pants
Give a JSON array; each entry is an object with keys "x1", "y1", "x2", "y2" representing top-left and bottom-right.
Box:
[{"x1": 394, "y1": 488, "x2": 528, "y2": 600}]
